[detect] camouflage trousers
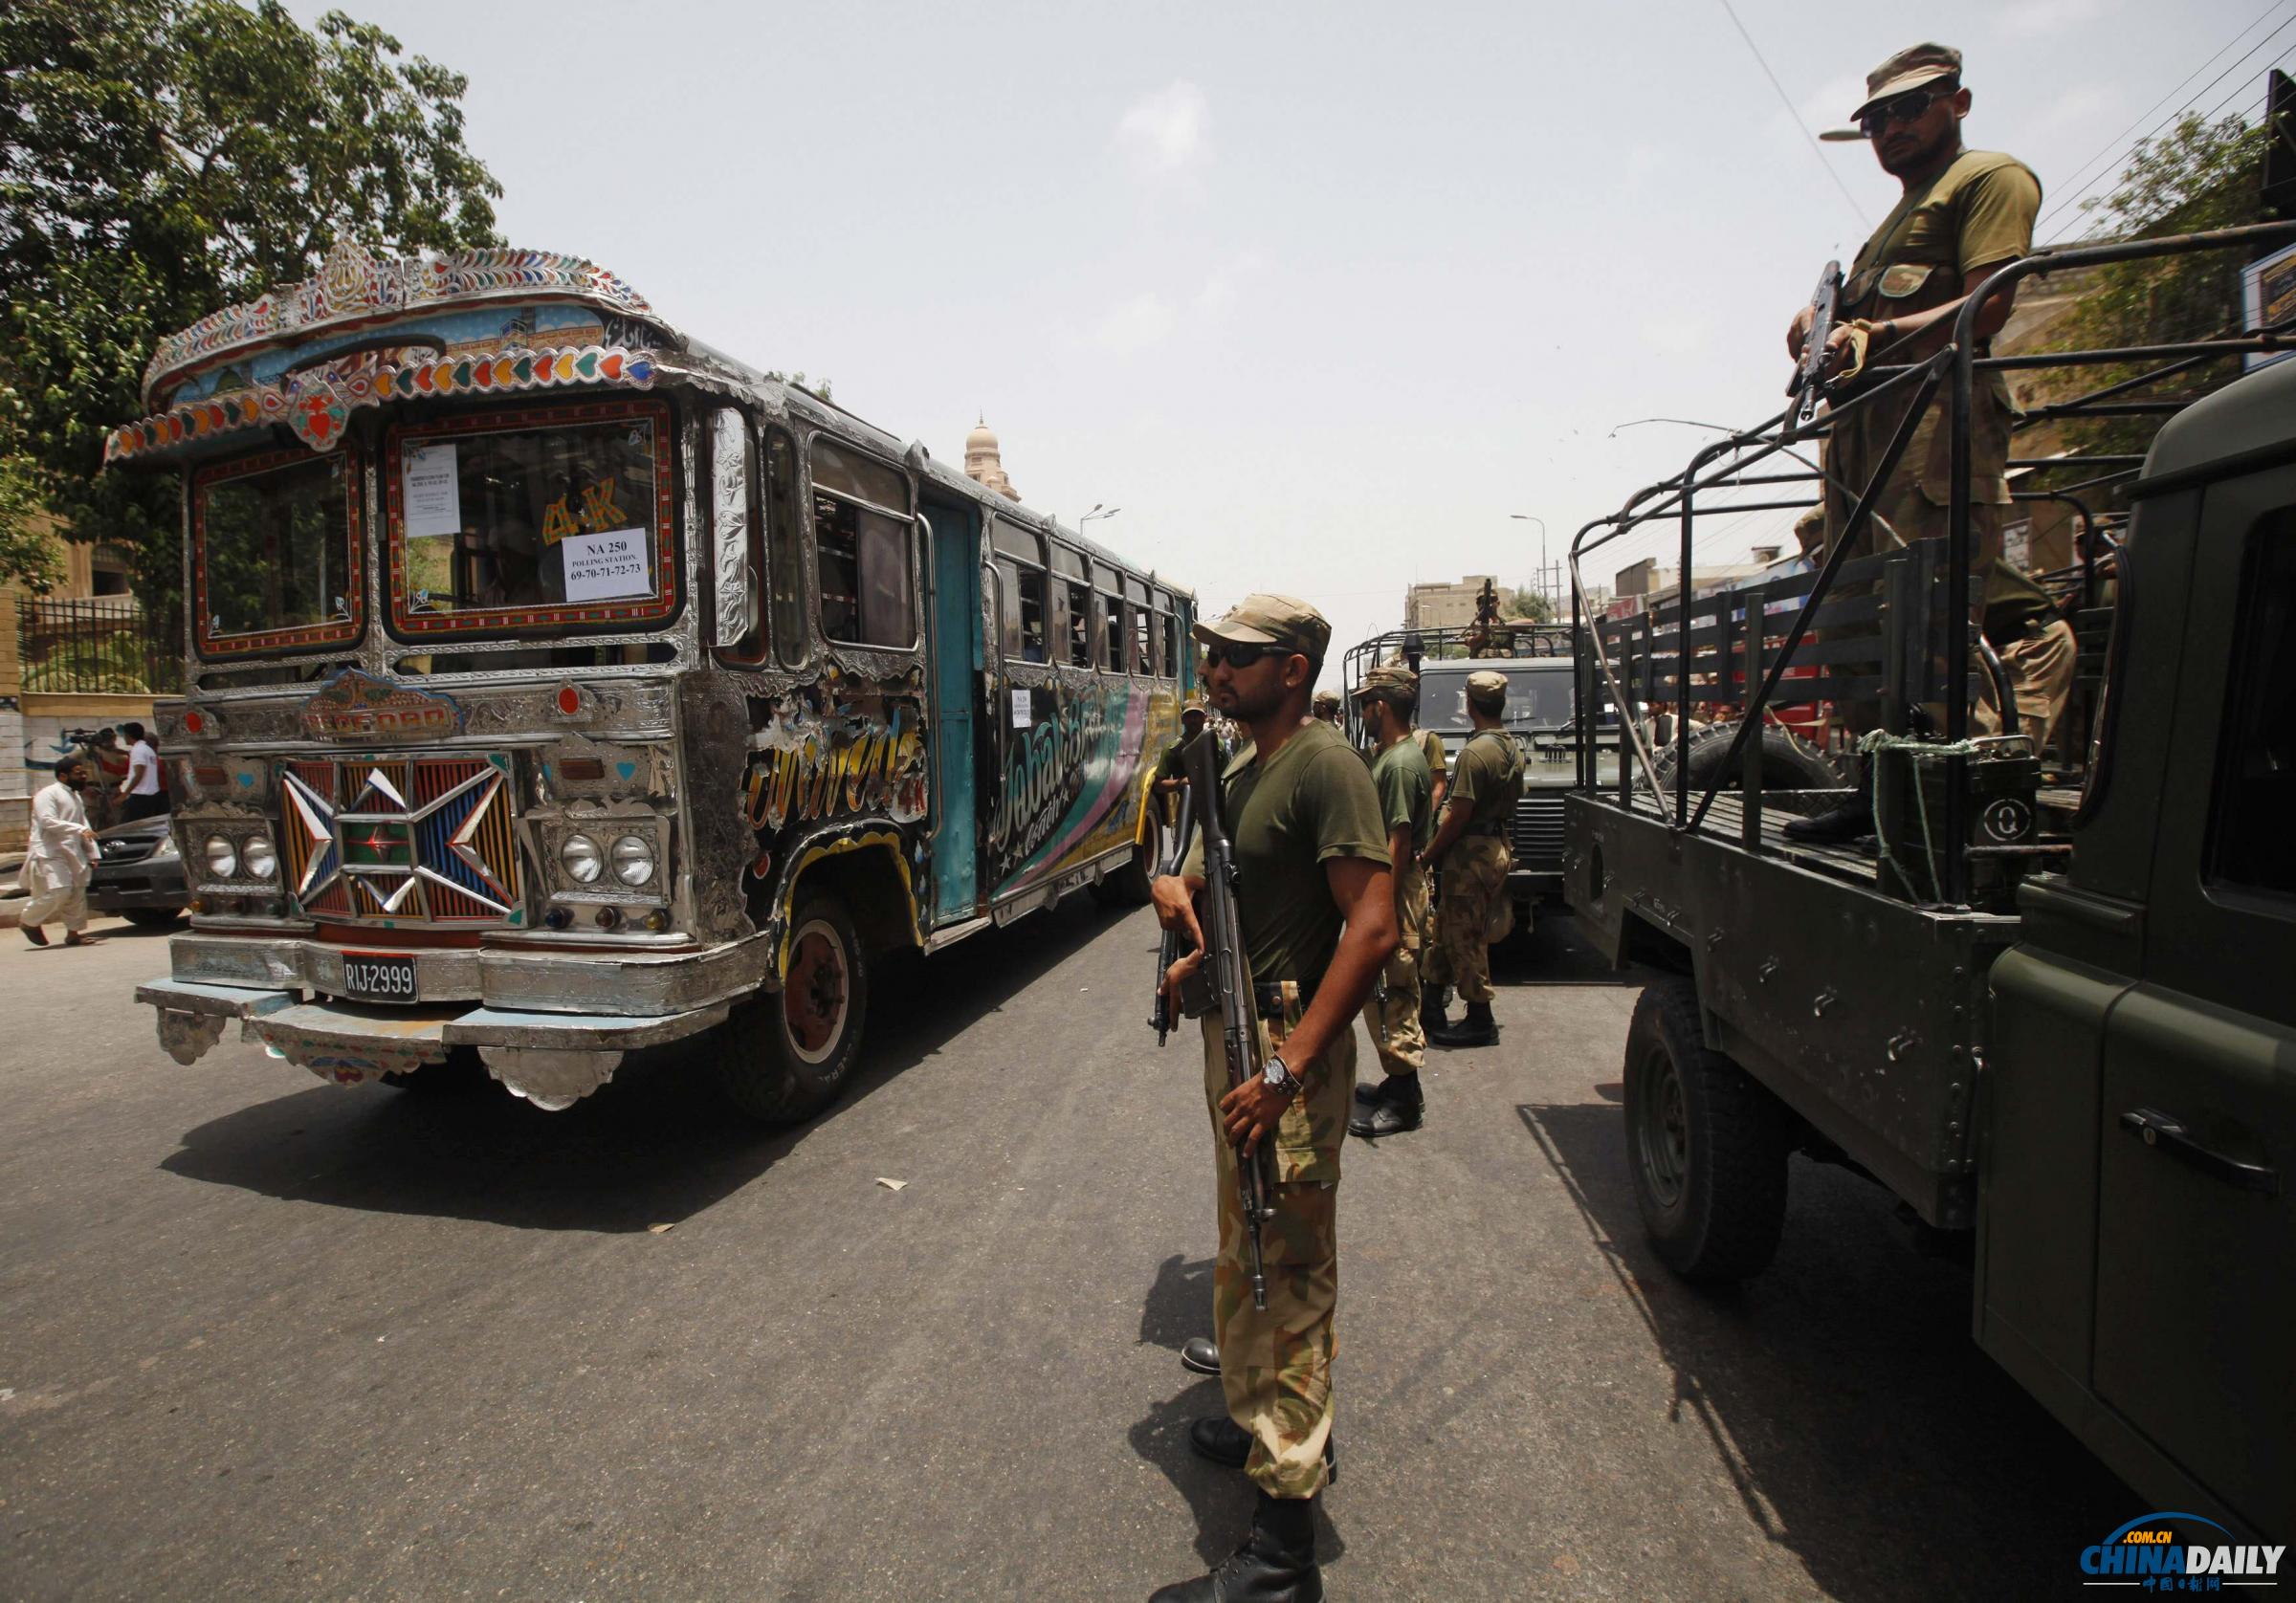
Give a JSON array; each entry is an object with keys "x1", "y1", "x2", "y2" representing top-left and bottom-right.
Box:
[
  {"x1": 1976, "y1": 615, "x2": 2077, "y2": 752},
  {"x1": 1201, "y1": 983, "x2": 1352, "y2": 1499},
  {"x1": 1359, "y1": 860, "x2": 1428, "y2": 1077},
  {"x1": 1432, "y1": 833, "x2": 1512, "y2": 1005}
]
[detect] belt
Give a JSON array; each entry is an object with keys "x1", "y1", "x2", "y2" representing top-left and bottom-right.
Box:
[{"x1": 1251, "y1": 980, "x2": 1313, "y2": 1020}]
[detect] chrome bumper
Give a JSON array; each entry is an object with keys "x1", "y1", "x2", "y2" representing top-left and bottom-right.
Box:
[
  {"x1": 139, "y1": 955, "x2": 744, "y2": 1109},
  {"x1": 162, "y1": 928, "x2": 770, "y2": 1017}
]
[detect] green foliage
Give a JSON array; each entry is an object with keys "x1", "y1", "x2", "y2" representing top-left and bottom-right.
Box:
[
  {"x1": 0, "y1": 0, "x2": 502, "y2": 605},
  {"x1": 0, "y1": 447, "x2": 66, "y2": 594},
  {"x1": 1500, "y1": 584, "x2": 1556, "y2": 624},
  {"x1": 762, "y1": 369, "x2": 835, "y2": 402},
  {"x1": 2053, "y1": 112, "x2": 2269, "y2": 464}
]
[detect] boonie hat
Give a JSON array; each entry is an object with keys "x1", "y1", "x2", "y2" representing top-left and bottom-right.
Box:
[
  {"x1": 1466, "y1": 670, "x2": 1510, "y2": 707},
  {"x1": 1851, "y1": 42, "x2": 1962, "y2": 120},
  {"x1": 1193, "y1": 593, "x2": 1332, "y2": 662}
]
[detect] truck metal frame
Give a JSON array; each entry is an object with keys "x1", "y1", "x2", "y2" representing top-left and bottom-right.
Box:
[{"x1": 1564, "y1": 222, "x2": 2296, "y2": 1536}]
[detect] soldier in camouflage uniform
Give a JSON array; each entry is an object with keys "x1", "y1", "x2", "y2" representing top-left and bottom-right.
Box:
[
  {"x1": 1347, "y1": 665, "x2": 1434, "y2": 1138},
  {"x1": 1151, "y1": 594, "x2": 1397, "y2": 1602},
  {"x1": 1414, "y1": 719, "x2": 1450, "y2": 1031},
  {"x1": 1310, "y1": 688, "x2": 1341, "y2": 727},
  {"x1": 1422, "y1": 670, "x2": 1525, "y2": 1048}
]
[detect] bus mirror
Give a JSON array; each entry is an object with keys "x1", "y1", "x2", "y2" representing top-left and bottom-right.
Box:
[{"x1": 710, "y1": 408, "x2": 757, "y2": 648}]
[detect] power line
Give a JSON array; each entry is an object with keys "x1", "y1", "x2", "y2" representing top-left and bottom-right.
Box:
[
  {"x1": 2035, "y1": 0, "x2": 2291, "y2": 235},
  {"x1": 1712, "y1": 0, "x2": 1871, "y2": 229},
  {"x1": 2048, "y1": 12, "x2": 2296, "y2": 237},
  {"x1": 2079, "y1": 51, "x2": 2293, "y2": 239}
]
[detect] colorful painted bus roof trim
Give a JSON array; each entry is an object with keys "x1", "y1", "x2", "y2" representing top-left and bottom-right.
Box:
[{"x1": 142, "y1": 241, "x2": 658, "y2": 407}]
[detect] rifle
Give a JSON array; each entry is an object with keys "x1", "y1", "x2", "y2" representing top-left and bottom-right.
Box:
[
  {"x1": 1786, "y1": 259, "x2": 1843, "y2": 436},
  {"x1": 1181, "y1": 728, "x2": 1278, "y2": 1312},
  {"x1": 1148, "y1": 785, "x2": 1196, "y2": 1044}
]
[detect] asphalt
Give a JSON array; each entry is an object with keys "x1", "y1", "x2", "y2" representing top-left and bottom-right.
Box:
[{"x1": 0, "y1": 904, "x2": 2136, "y2": 1601}]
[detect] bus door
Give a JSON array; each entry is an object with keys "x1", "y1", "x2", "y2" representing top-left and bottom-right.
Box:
[{"x1": 923, "y1": 494, "x2": 983, "y2": 922}]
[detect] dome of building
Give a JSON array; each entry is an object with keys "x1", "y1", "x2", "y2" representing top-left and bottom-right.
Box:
[{"x1": 962, "y1": 413, "x2": 1022, "y2": 501}]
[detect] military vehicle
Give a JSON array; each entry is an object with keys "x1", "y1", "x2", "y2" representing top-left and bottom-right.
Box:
[{"x1": 1563, "y1": 224, "x2": 2296, "y2": 1538}]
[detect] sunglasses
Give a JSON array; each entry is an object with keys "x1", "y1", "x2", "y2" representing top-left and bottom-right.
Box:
[
  {"x1": 1860, "y1": 82, "x2": 1955, "y2": 139},
  {"x1": 1200, "y1": 640, "x2": 1290, "y2": 670}
]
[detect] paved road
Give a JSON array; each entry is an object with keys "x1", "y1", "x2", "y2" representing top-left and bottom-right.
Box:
[{"x1": 2, "y1": 905, "x2": 2133, "y2": 1601}]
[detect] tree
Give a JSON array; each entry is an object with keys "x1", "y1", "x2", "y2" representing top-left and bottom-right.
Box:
[
  {"x1": 2051, "y1": 111, "x2": 2270, "y2": 464},
  {"x1": 0, "y1": 0, "x2": 502, "y2": 602},
  {"x1": 1500, "y1": 583, "x2": 1555, "y2": 625}
]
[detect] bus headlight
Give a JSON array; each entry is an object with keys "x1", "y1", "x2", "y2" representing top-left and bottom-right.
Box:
[
  {"x1": 205, "y1": 835, "x2": 237, "y2": 879},
  {"x1": 560, "y1": 833, "x2": 603, "y2": 885},
  {"x1": 242, "y1": 836, "x2": 277, "y2": 882},
  {"x1": 610, "y1": 834, "x2": 655, "y2": 887}
]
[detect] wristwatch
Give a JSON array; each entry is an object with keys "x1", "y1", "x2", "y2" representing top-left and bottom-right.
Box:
[{"x1": 1261, "y1": 1055, "x2": 1300, "y2": 1097}]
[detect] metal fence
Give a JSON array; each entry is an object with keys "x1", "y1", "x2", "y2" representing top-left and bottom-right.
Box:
[{"x1": 16, "y1": 596, "x2": 183, "y2": 694}]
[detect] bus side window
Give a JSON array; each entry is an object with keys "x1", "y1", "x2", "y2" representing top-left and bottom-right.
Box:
[
  {"x1": 1162, "y1": 612, "x2": 1180, "y2": 680},
  {"x1": 1134, "y1": 606, "x2": 1153, "y2": 675},
  {"x1": 812, "y1": 438, "x2": 915, "y2": 648},
  {"x1": 992, "y1": 522, "x2": 1048, "y2": 663},
  {"x1": 1068, "y1": 581, "x2": 1093, "y2": 666},
  {"x1": 1102, "y1": 598, "x2": 1125, "y2": 672},
  {"x1": 765, "y1": 428, "x2": 807, "y2": 666},
  {"x1": 994, "y1": 561, "x2": 1024, "y2": 660}
]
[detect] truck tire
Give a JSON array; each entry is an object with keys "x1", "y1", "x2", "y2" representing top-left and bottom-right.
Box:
[
  {"x1": 717, "y1": 891, "x2": 869, "y2": 1124},
  {"x1": 1623, "y1": 975, "x2": 1789, "y2": 1282},
  {"x1": 1650, "y1": 720, "x2": 1840, "y2": 799}
]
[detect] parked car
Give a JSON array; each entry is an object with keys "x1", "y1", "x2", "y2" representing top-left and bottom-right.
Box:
[{"x1": 88, "y1": 813, "x2": 185, "y2": 928}]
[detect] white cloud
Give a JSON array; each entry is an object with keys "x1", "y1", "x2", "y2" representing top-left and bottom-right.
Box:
[
  {"x1": 1116, "y1": 81, "x2": 1212, "y2": 177},
  {"x1": 1194, "y1": 251, "x2": 1267, "y2": 314},
  {"x1": 1092, "y1": 293, "x2": 1179, "y2": 354},
  {"x1": 1998, "y1": 0, "x2": 2104, "y2": 38}
]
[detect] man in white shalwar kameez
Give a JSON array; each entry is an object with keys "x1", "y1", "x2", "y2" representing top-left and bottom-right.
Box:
[{"x1": 19, "y1": 758, "x2": 100, "y2": 947}]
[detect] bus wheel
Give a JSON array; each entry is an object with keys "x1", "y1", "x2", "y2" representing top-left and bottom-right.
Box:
[
  {"x1": 1623, "y1": 975, "x2": 1788, "y2": 1283},
  {"x1": 718, "y1": 893, "x2": 869, "y2": 1124},
  {"x1": 1096, "y1": 817, "x2": 1161, "y2": 907}
]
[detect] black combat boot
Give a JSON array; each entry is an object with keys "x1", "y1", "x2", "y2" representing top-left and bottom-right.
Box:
[
  {"x1": 1348, "y1": 1073, "x2": 1424, "y2": 1138},
  {"x1": 1428, "y1": 1001, "x2": 1498, "y2": 1048},
  {"x1": 1149, "y1": 1489, "x2": 1322, "y2": 1602},
  {"x1": 1782, "y1": 765, "x2": 1873, "y2": 845},
  {"x1": 1419, "y1": 982, "x2": 1450, "y2": 1033},
  {"x1": 1181, "y1": 1336, "x2": 1222, "y2": 1376}
]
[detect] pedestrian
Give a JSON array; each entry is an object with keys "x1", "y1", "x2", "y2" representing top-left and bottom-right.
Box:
[
  {"x1": 18, "y1": 757, "x2": 100, "y2": 948},
  {"x1": 1153, "y1": 704, "x2": 1208, "y2": 804},
  {"x1": 1348, "y1": 665, "x2": 1434, "y2": 1138},
  {"x1": 1310, "y1": 689, "x2": 1340, "y2": 727},
  {"x1": 1421, "y1": 670, "x2": 1524, "y2": 1047},
  {"x1": 119, "y1": 721, "x2": 166, "y2": 822},
  {"x1": 1783, "y1": 41, "x2": 2042, "y2": 842},
  {"x1": 1150, "y1": 592, "x2": 1396, "y2": 1602}
]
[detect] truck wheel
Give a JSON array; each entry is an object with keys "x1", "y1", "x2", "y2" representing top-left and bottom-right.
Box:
[
  {"x1": 1650, "y1": 720, "x2": 1840, "y2": 799},
  {"x1": 717, "y1": 892, "x2": 869, "y2": 1124},
  {"x1": 1623, "y1": 975, "x2": 1789, "y2": 1282}
]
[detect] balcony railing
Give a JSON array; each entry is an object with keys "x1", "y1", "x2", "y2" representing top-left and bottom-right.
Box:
[{"x1": 16, "y1": 596, "x2": 184, "y2": 695}]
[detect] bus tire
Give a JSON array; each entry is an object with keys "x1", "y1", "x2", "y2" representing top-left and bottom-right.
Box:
[
  {"x1": 718, "y1": 892, "x2": 868, "y2": 1125},
  {"x1": 1649, "y1": 719, "x2": 1840, "y2": 799},
  {"x1": 1623, "y1": 975, "x2": 1788, "y2": 1283},
  {"x1": 1094, "y1": 815, "x2": 1162, "y2": 907}
]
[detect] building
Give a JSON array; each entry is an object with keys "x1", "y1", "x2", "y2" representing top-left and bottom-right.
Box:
[
  {"x1": 963, "y1": 417, "x2": 1022, "y2": 502},
  {"x1": 1403, "y1": 577, "x2": 1496, "y2": 631}
]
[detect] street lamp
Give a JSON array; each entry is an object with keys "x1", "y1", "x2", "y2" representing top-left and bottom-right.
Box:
[
  {"x1": 1078, "y1": 502, "x2": 1120, "y2": 538},
  {"x1": 1511, "y1": 514, "x2": 1548, "y2": 615}
]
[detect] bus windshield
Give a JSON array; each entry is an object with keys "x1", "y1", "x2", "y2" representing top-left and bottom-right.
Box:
[
  {"x1": 192, "y1": 449, "x2": 360, "y2": 654},
  {"x1": 388, "y1": 402, "x2": 674, "y2": 636},
  {"x1": 1420, "y1": 664, "x2": 1574, "y2": 733}
]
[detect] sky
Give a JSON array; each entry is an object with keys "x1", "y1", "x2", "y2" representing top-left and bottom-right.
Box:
[{"x1": 296, "y1": 0, "x2": 2292, "y2": 686}]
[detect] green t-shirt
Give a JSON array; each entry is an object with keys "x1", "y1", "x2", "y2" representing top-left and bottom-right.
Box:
[
  {"x1": 1846, "y1": 149, "x2": 2042, "y2": 306},
  {"x1": 1155, "y1": 737, "x2": 1187, "y2": 783},
  {"x1": 1447, "y1": 728, "x2": 1525, "y2": 830},
  {"x1": 1370, "y1": 736, "x2": 1434, "y2": 854},
  {"x1": 1186, "y1": 720, "x2": 1390, "y2": 987}
]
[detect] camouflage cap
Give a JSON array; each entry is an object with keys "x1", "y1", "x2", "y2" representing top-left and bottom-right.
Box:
[
  {"x1": 1181, "y1": 702, "x2": 1206, "y2": 722},
  {"x1": 1192, "y1": 593, "x2": 1332, "y2": 662},
  {"x1": 1352, "y1": 664, "x2": 1419, "y2": 699},
  {"x1": 1312, "y1": 690, "x2": 1340, "y2": 714},
  {"x1": 1466, "y1": 670, "x2": 1510, "y2": 707},
  {"x1": 1851, "y1": 43, "x2": 1961, "y2": 120}
]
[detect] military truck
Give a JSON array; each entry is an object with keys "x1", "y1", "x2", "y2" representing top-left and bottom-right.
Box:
[
  {"x1": 1341, "y1": 623, "x2": 1613, "y2": 927},
  {"x1": 1563, "y1": 225, "x2": 2295, "y2": 1538}
]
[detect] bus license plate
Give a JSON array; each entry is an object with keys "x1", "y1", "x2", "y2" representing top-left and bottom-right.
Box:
[{"x1": 339, "y1": 951, "x2": 419, "y2": 1003}]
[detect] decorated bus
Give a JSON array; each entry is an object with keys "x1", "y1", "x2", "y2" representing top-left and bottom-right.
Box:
[{"x1": 107, "y1": 242, "x2": 1191, "y2": 1117}]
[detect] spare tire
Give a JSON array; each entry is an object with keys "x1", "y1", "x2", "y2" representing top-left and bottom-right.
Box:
[{"x1": 1649, "y1": 719, "x2": 1842, "y2": 800}]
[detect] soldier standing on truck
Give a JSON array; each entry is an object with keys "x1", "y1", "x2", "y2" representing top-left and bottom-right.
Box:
[
  {"x1": 1421, "y1": 670, "x2": 1525, "y2": 1047},
  {"x1": 1348, "y1": 665, "x2": 1435, "y2": 1137},
  {"x1": 1783, "y1": 41, "x2": 2042, "y2": 844}
]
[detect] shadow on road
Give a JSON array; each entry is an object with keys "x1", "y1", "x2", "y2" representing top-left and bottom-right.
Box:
[
  {"x1": 1129, "y1": 1253, "x2": 1348, "y2": 1569},
  {"x1": 1514, "y1": 1098, "x2": 2134, "y2": 1603},
  {"x1": 159, "y1": 895, "x2": 1129, "y2": 1233},
  {"x1": 1490, "y1": 906, "x2": 1639, "y2": 988}
]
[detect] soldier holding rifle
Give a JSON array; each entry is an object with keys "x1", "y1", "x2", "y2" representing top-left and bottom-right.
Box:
[
  {"x1": 1149, "y1": 593, "x2": 1396, "y2": 1603},
  {"x1": 1782, "y1": 42, "x2": 2042, "y2": 843}
]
